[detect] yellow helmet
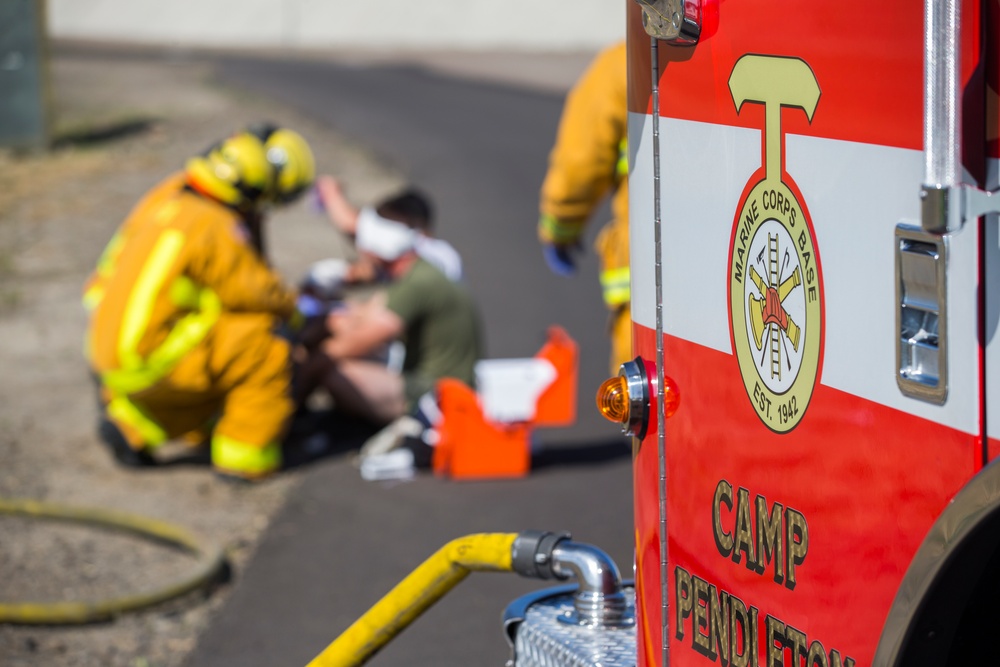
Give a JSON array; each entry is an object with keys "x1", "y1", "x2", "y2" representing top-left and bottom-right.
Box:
[
  {"x1": 258, "y1": 126, "x2": 316, "y2": 203},
  {"x1": 185, "y1": 132, "x2": 272, "y2": 209}
]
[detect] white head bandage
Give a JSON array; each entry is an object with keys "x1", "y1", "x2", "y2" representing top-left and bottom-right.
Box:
[{"x1": 355, "y1": 206, "x2": 417, "y2": 261}]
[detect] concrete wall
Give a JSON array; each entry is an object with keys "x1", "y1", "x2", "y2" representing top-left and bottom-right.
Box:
[{"x1": 48, "y1": 0, "x2": 626, "y2": 51}]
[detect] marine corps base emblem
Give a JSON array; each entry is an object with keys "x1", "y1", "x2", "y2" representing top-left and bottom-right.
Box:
[{"x1": 727, "y1": 55, "x2": 824, "y2": 433}]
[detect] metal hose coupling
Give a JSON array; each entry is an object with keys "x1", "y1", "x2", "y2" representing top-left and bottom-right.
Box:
[{"x1": 511, "y1": 531, "x2": 633, "y2": 628}]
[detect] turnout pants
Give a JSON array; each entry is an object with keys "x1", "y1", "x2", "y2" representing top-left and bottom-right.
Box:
[{"x1": 104, "y1": 314, "x2": 293, "y2": 479}]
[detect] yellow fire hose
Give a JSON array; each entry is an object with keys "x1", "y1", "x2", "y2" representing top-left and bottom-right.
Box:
[
  {"x1": 0, "y1": 497, "x2": 226, "y2": 624},
  {"x1": 306, "y1": 532, "x2": 518, "y2": 667}
]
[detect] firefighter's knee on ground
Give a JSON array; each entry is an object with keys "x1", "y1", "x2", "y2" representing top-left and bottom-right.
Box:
[{"x1": 210, "y1": 434, "x2": 283, "y2": 482}]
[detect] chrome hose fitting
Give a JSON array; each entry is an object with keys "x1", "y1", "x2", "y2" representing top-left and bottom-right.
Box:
[{"x1": 511, "y1": 531, "x2": 633, "y2": 628}]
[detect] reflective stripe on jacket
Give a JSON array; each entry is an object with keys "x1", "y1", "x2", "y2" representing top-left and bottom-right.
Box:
[
  {"x1": 85, "y1": 173, "x2": 297, "y2": 393},
  {"x1": 599, "y1": 266, "x2": 631, "y2": 307},
  {"x1": 212, "y1": 435, "x2": 283, "y2": 479}
]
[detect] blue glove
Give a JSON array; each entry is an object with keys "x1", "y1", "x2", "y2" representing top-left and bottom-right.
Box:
[
  {"x1": 296, "y1": 294, "x2": 326, "y2": 318},
  {"x1": 308, "y1": 185, "x2": 327, "y2": 215},
  {"x1": 542, "y1": 243, "x2": 578, "y2": 277}
]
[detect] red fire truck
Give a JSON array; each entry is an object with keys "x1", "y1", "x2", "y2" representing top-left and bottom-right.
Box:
[
  {"x1": 305, "y1": 1, "x2": 1000, "y2": 665},
  {"x1": 507, "y1": 0, "x2": 1000, "y2": 665}
]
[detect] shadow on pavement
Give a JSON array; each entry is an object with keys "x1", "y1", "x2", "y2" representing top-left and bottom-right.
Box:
[
  {"x1": 148, "y1": 409, "x2": 379, "y2": 472},
  {"x1": 282, "y1": 418, "x2": 633, "y2": 474},
  {"x1": 150, "y1": 415, "x2": 629, "y2": 475},
  {"x1": 530, "y1": 438, "x2": 631, "y2": 470},
  {"x1": 52, "y1": 116, "x2": 160, "y2": 149},
  {"x1": 281, "y1": 409, "x2": 380, "y2": 471}
]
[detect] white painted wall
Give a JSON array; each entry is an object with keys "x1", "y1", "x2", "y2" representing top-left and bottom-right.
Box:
[{"x1": 48, "y1": 0, "x2": 626, "y2": 51}]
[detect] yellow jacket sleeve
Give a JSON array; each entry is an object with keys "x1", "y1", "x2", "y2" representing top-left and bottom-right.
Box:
[
  {"x1": 539, "y1": 41, "x2": 628, "y2": 245},
  {"x1": 187, "y1": 209, "x2": 298, "y2": 320}
]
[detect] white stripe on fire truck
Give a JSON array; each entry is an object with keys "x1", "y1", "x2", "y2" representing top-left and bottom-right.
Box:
[{"x1": 628, "y1": 112, "x2": 980, "y2": 435}]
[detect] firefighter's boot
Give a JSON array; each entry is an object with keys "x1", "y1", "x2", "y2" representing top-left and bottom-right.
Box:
[{"x1": 98, "y1": 418, "x2": 155, "y2": 468}]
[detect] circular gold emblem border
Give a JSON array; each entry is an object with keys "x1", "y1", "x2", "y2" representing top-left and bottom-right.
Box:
[{"x1": 729, "y1": 179, "x2": 822, "y2": 433}]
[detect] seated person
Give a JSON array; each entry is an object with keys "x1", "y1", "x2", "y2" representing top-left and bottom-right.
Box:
[{"x1": 297, "y1": 190, "x2": 483, "y2": 429}]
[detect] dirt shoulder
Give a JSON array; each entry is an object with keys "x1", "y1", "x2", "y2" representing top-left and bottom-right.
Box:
[{"x1": 0, "y1": 48, "x2": 402, "y2": 667}]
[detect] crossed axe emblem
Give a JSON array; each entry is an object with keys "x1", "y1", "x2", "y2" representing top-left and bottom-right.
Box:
[{"x1": 748, "y1": 258, "x2": 801, "y2": 355}]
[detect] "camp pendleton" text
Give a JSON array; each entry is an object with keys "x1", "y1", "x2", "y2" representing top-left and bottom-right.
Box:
[
  {"x1": 672, "y1": 480, "x2": 856, "y2": 667},
  {"x1": 675, "y1": 567, "x2": 855, "y2": 667}
]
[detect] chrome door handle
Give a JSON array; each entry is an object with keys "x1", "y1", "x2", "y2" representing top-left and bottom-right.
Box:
[{"x1": 896, "y1": 225, "x2": 949, "y2": 404}]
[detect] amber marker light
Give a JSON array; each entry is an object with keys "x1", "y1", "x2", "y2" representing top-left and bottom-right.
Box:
[
  {"x1": 596, "y1": 358, "x2": 656, "y2": 439},
  {"x1": 597, "y1": 375, "x2": 631, "y2": 425},
  {"x1": 662, "y1": 374, "x2": 681, "y2": 419}
]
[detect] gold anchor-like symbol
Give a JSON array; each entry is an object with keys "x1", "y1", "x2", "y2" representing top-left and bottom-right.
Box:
[
  {"x1": 728, "y1": 55, "x2": 820, "y2": 187},
  {"x1": 729, "y1": 56, "x2": 819, "y2": 382}
]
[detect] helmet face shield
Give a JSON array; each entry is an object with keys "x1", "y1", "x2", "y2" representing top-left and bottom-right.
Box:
[{"x1": 264, "y1": 129, "x2": 316, "y2": 204}]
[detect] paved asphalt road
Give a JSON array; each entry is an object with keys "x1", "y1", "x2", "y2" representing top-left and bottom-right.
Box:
[{"x1": 185, "y1": 54, "x2": 635, "y2": 667}]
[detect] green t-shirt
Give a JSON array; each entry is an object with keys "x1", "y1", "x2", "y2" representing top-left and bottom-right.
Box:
[{"x1": 385, "y1": 258, "x2": 482, "y2": 404}]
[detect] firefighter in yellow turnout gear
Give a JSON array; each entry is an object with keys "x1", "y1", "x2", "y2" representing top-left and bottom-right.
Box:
[
  {"x1": 83, "y1": 125, "x2": 315, "y2": 480},
  {"x1": 538, "y1": 41, "x2": 630, "y2": 374}
]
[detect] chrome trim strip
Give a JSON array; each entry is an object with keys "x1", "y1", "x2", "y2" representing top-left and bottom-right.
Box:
[
  {"x1": 923, "y1": 0, "x2": 961, "y2": 192},
  {"x1": 650, "y1": 35, "x2": 670, "y2": 667},
  {"x1": 620, "y1": 359, "x2": 650, "y2": 440},
  {"x1": 921, "y1": 0, "x2": 1000, "y2": 233}
]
